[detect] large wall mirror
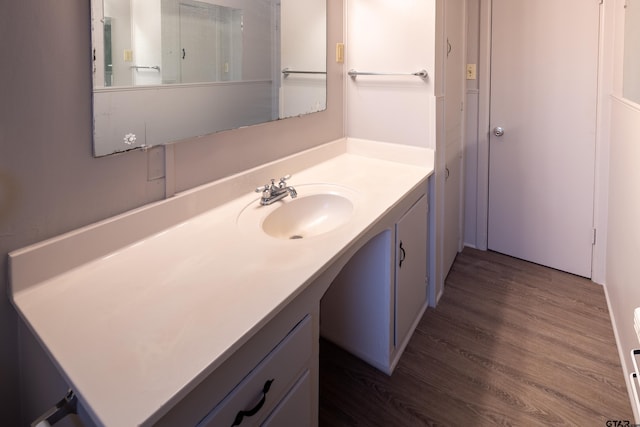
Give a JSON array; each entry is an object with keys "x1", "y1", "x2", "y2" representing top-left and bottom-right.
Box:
[
  {"x1": 624, "y1": 0, "x2": 640, "y2": 105},
  {"x1": 91, "y1": 0, "x2": 327, "y2": 157}
]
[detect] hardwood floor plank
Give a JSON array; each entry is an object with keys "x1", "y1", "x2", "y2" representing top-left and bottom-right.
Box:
[{"x1": 319, "y1": 248, "x2": 633, "y2": 426}]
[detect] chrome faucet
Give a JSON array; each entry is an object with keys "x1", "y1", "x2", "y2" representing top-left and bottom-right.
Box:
[{"x1": 255, "y1": 175, "x2": 297, "y2": 205}]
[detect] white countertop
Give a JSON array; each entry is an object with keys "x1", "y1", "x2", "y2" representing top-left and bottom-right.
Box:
[{"x1": 9, "y1": 138, "x2": 434, "y2": 426}]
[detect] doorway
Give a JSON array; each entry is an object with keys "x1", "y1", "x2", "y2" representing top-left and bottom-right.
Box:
[{"x1": 486, "y1": 0, "x2": 600, "y2": 277}]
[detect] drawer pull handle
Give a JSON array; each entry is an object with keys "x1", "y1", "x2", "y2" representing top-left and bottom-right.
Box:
[
  {"x1": 399, "y1": 241, "x2": 406, "y2": 268},
  {"x1": 231, "y1": 379, "x2": 274, "y2": 426}
]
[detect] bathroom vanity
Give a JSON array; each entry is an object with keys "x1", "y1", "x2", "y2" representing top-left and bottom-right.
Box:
[{"x1": 9, "y1": 138, "x2": 433, "y2": 426}]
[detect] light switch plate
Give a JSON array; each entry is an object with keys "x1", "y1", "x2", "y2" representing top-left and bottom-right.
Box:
[
  {"x1": 336, "y1": 43, "x2": 345, "y2": 63},
  {"x1": 466, "y1": 63, "x2": 477, "y2": 80}
]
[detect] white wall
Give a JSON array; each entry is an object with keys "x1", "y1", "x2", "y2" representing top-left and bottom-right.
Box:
[
  {"x1": 345, "y1": 0, "x2": 437, "y2": 150},
  {"x1": 463, "y1": 0, "x2": 479, "y2": 248},
  {"x1": 605, "y1": 0, "x2": 640, "y2": 421},
  {"x1": 607, "y1": 98, "x2": 640, "y2": 421},
  {"x1": 0, "y1": 0, "x2": 344, "y2": 424}
]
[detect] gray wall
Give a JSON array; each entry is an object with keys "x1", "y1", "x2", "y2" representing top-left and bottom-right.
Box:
[{"x1": 0, "y1": 1, "x2": 343, "y2": 424}]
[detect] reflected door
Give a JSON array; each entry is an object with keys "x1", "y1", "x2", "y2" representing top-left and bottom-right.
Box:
[{"x1": 179, "y1": 3, "x2": 217, "y2": 83}]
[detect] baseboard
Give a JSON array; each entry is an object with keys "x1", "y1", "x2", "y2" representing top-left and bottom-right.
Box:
[{"x1": 602, "y1": 282, "x2": 639, "y2": 423}]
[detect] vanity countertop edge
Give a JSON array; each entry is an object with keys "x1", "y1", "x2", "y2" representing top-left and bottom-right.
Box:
[{"x1": 8, "y1": 137, "x2": 434, "y2": 426}]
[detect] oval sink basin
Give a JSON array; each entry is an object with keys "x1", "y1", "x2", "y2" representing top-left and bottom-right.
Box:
[
  {"x1": 262, "y1": 194, "x2": 353, "y2": 239},
  {"x1": 237, "y1": 184, "x2": 357, "y2": 240}
]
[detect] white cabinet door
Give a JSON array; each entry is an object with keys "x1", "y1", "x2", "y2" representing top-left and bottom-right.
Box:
[
  {"x1": 320, "y1": 190, "x2": 429, "y2": 374},
  {"x1": 443, "y1": 0, "x2": 466, "y2": 276},
  {"x1": 395, "y1": 195, "x2": 428, "y2": 347}
]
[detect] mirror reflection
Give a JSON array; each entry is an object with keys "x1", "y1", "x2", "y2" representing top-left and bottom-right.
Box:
[{"x1": 91, "y1": 0, "x2": 327, "y2": 157}]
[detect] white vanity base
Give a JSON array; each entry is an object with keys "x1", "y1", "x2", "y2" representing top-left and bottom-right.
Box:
[{"x1": 9, "y1": 138, "x2": 433, "y2": 426}]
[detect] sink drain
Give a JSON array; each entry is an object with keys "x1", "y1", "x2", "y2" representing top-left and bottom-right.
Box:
[{"x1": 289, "y1": 235, "x2": 304, "y2": 240}]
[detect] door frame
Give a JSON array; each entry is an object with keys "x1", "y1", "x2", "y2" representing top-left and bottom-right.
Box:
[{"x1": 473, "y1": 0, "x2": 611, "y2": 284}]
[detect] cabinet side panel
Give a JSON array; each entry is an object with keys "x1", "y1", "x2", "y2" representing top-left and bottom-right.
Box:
[{"x1": 320, "y1": 230, "x2": 392, "y2": 370}]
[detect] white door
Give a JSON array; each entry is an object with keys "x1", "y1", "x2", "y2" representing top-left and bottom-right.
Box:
[
  {"x1": 488, "y1": 0, "x2": 600, "y2": 278},
  {"x1": 395, "y1": 195, "x2": 428, "y2": 347},
  {"x1": 443, "y1": 0, "x2": 466, "y2": 276}
]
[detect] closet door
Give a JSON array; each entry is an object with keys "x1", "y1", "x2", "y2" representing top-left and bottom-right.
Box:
[{"x1": 442, "y1": 0, "x2": 466, "y2": 276}]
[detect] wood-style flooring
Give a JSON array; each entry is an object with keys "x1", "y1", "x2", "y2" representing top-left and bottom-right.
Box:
[{"x1": 319, "y1": 248, "x2": 633, "y2": 426}]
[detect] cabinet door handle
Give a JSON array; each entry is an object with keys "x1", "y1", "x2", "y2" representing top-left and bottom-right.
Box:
[
  {"x1": 399, "y1": 241, "x2": 406, "y2": 268},
  {"x1": 231, "y1": 379, "x2": 274, "y2": 426}
]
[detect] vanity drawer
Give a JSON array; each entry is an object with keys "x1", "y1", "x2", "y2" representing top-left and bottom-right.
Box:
[
  {"x1": 261, "y1": 370, "x2": 312, "y2": 427},
  {"x1": 197, "y1": 315, "x2": 312, "y2": 427}
]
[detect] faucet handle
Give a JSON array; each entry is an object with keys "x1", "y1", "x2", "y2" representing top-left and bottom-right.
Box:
[
  {"x1": 255, "y1": 183, "x2": 270, "y2": 193},
  {"x1": 278, "y1": 175, "x2": 291, "y2": 187}
]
